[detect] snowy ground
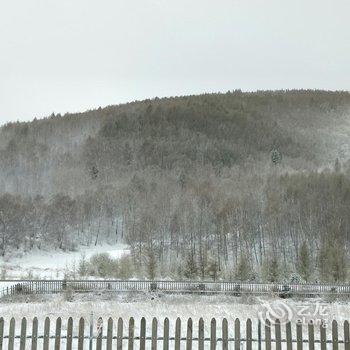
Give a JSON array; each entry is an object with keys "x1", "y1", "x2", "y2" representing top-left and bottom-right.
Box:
[
  {"x1": 0, "y1": 243, "x2": 130, "y2": 280},
  {"x1": 0, "y1": 293, "x2": 349, "y2": 349}
]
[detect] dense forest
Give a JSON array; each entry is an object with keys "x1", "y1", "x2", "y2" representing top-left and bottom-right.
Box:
[{"x1": 1, "y1": 90, "x2": 350, "y2": 282}]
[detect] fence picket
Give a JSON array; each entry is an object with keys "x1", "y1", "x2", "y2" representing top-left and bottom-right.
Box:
[
  {"x1": 246, "y1": 319, "x2": 252, "y2": 350},
  {"x1": 31, "y1": 317, "x2": 38, "y2": 350},
  {"x1": 198, "y1": 318, "x2": 204, "y2": 350},
  {"x1": 286, "y1": 321, "x2": 292, "y2": 350},
  {"x1": 163, "y1": 318, "x2": 169, "y2": 350},
  {"x1": 235, "y1": 318, "x2": 240, "y2": 350},
  {"x1": 43, "y1": 317, "x2": 50, "y2": 350},
  {"x1": 308, "y1": 321, "x2": 315, "y2": 350},
  {"x1": 332, "y1": 320, "x2": 338, "y2": 350},
  {"x1": 19, "y1": 317, "x2": 27, "y2": 350},
  {"x1": 0, "y1": 317, "x2": 3, "y2": 350},
  {"x1": 265, "y1": 319, "x2": 271, "y2": 350},
  {"x1": 222, "y1": 318, "x2": 228, "y2": 350},
  {"x1": 66, "y1": 317, "x2": 73, "y2": 350},
  {"x1": 344, "y1": 321, "x2": 350, "y2": 350},
  {"x1": 78, "y1": 317, "x2": 84, "y2": 350},
  {"x1": 55, "y1": 317, "x2": 62, "y2": 350},
  {"x1": 152, "y1": 318, "x2": 158, "y2": 350},
  {"x1": 96, "y1": 317, "x2": 103, "y2": 350},
  {"x1": 186, "y1": 318, "x2": 193, "y2": 350},
  {"x1": 275, "y1": 319, "x2": 281, "y2": 350},
  {"x1": 128, "y1": 317, "x2": 135, "y2": 350},
  {"x1": 210, "y1": 318, "x2": 216, "y2": 350},
  {"x1": 296, "y1": 320, "x2": 302, "y2": 350},
  {"x1": 118, "y1": 318, "x2": 123, "y2": 350},
  {"x1": 140, "y1": 317, "x2": 146, "y2": 350},
  {"x1": 106, "y1": 317, "x2": 113, "y2": 350},
  {"x1": 320, "y1": 321, "x2": 327, "y2": 350},
  {"x1": 8, "y1": 318, "x2": 15, "y2": 350},
  {"x1": 175, "y1": 317, "x2": 181, "y2": 350}
]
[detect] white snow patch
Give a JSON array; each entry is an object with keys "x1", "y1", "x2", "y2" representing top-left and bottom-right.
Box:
[{"x1": 0, "y1": 243, "x2": 130, "y2": 279}]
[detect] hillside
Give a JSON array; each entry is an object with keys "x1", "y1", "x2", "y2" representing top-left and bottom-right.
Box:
[{"x1": 0, "y1": 90, "x2": 350, "y2": 283}]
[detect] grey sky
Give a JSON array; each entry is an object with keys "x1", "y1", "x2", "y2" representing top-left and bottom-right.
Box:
[{"x1": 0, "y1": 0, "x2": 349, "y2": 124}]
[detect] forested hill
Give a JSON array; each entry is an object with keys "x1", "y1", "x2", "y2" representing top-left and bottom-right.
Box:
[{"x1": 1, "y1": 90, "x2": 350, "y2": 283}]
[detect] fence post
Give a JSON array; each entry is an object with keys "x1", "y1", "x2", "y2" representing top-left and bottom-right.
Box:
[
  {"x1": 175, "y1": 317, "x2": 181, "y2": 350},
  {"x1": 118, "y1": 317, "x2": 123, "y2": 350},
  {"x1": 275, "y1": 319, "x2": 281, "y2": 350},
  {"x1": 210, "y1": 318, "x2": 216, "y2": 350},
  {"x1": 296, "y1": 320, "x2": 303, "y2": 350},
  {"x1": 163, "y1": 318, "x2": 169, "y2": 350},
  {"x1": 332, "y1": 320, "x2": 338, "y2": 350},
  {"x1": 106, "y1": 317, "x2": 113, "y2": 350},
  {"x1": 8, "y1": 317, "x2": 15, "y2": 350},
  {"x1": 152, "y1": 317, "x2": 158, "y2": 350},
  {"x1": 222, "y1": 318, "x2": 228, "y2": 350},
  {"x1": 198, "y1": 318, "x2": 204, "y2": 350},
  {"x1": 66, "y1": 317, "x2": 73, "y2": 350},
  {"x1": 308, "y1": 321, "x2": 315, "y2": 350},
  {"x1": 265, "y1": 319, "x2": 271, "y2": 350},
  {"x1": 344, "y1": 321, "x2": 350, "y2": 350},
  {"x1": 128, "y1": 317, "x2": 135, "y2": 350},
  {"x1": 78, "y1": 317, "x2": 85, "y2": 350},
  {"x1": 186, "y1": 318, "x2": 193, "y2": 350},
  {"x1": 43, "y1": 317, "x2": 50, "y2": 350},
  {"x1": 55, "y1": 317, "x2": 62, "y2": 350},
  {"x1": 286, "y1": 321, "x2": 292, "y2": 350},
  {"x1": 19, "y1": 317, "x2": 27, "y2": 350},
  {"x1": 140, "y1": 317, "x2": 146, "y2": 350},
  {"x1": 246, "y1": 319, "x2": 252, "y2": 350}
]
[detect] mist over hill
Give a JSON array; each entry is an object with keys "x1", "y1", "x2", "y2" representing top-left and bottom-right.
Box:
[{"x1": 1, "y1": 90, "x2": 350, "y2": 282}]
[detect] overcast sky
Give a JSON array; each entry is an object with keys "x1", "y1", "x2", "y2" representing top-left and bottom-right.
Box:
[{"x1": 0, "y1": 0, "x2": 349, "y2": 124}]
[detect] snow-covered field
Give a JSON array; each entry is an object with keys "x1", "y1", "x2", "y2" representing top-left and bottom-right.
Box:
[{"x1": 0, "y1": 243, "x2": 130, "y2": 279}]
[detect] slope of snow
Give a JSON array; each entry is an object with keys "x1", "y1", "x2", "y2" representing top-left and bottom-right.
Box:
[{"x1": 0, "y1": 243, "x2": 130, "y2": 279}]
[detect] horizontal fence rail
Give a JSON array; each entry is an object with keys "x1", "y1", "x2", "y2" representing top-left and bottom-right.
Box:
[
  {"x1": 0, "y1": 316, "x2": 348, "y2": 349},
  {"x1": 1, "y1": 279, "x2": 350, "y2": 298}
]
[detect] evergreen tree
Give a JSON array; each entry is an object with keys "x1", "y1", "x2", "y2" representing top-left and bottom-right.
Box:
[
  {"x1": 183, "y1": 250, "x2": 198, "y2": 279},
  {"x1": 235, "y1": 254, "x2": 253, "y2": 281}
]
